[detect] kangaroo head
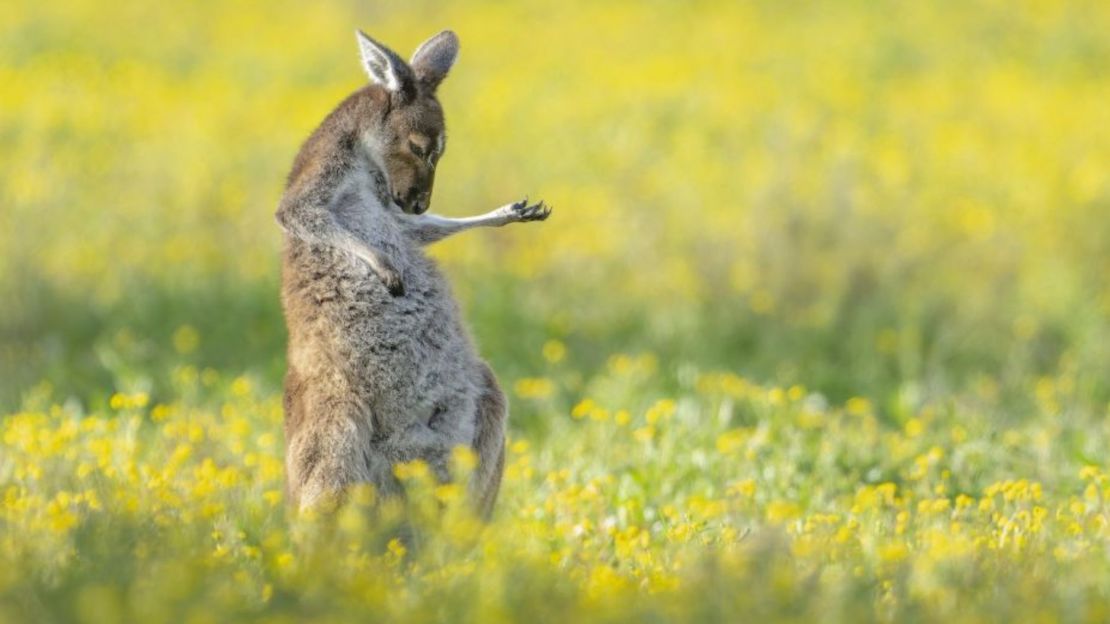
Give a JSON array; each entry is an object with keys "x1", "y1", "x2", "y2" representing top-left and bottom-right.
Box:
[{"x1": 356, "y1": 30, "x2": 458, "y2": 215}]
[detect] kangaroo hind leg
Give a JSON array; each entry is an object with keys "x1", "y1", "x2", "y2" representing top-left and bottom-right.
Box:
[{"x1": 285, "y1": 391, "x2": 375, "y2": 512}]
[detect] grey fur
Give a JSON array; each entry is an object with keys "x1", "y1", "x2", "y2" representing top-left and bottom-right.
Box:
[{"x1": 276, "y1": 30, "x2": 550, "y2": 517}]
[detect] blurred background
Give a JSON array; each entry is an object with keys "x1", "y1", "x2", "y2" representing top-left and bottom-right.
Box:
[{"x1": 2, "y1": 0, "x2": 1108, "y2": 424}]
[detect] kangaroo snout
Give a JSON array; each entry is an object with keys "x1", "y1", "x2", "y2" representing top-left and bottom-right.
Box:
[{"x1": 394, "y1": 188, "x2": 431, "y2": 214}]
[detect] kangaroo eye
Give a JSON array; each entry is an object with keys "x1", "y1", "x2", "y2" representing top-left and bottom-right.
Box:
[{"x1": 408, "y1": 140, "x2": 427, "y2": 158}]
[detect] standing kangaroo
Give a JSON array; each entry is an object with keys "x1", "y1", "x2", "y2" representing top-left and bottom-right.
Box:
[{"x1": 276, "y1": 29, "x2": 550, "y2": 516}]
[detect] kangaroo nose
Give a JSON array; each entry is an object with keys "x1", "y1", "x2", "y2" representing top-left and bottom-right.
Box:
[
  {"x1": 393, "y1": 189, "x2": 416, "y2": 212},
  {"x1": 413, "y1": 191, "x2": 431, "y2": 214}
]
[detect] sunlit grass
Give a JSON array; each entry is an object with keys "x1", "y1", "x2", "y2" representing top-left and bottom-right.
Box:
[{"x1": 2, "y1": 359, "x2": 1109, "y2": 621}]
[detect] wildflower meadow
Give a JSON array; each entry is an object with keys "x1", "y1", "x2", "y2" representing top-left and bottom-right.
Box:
[{"x1": 2, "y1": 0, "x2": 1109, "y2": 621}]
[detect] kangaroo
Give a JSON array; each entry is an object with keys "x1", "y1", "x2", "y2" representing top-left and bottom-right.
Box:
[{"x1": 276, "y1": 29, "x2": 550, "y2": 516}]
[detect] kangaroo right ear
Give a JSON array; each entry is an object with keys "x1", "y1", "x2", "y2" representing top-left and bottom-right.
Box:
[
  {"x1": 356, "y1": 30, "x2": 413, "y2": 94},
  {"x1": 410, "y1": 30, "x2": 459, "y2": 91}
]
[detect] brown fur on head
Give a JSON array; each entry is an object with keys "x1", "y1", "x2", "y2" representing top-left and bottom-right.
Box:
[{"x1": 357, "y1": 30, "x2": 458, "y2": 215}]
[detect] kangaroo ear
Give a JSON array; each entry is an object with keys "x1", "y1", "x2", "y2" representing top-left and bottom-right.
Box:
[
  {"x1": 356, "y1": 30, "x2": 413, "y2": 94},
  {"x1": 410, "y1": 30, "x2": 459, "y2": 91}
]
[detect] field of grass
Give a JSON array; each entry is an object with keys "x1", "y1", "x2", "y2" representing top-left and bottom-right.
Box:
[{"x1": 2, "y1": 0, "x2": 1110, "y2": 621}]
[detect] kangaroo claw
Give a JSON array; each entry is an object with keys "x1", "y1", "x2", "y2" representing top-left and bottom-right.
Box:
[{"x1": 511, "y1": 199, "x2": 552, "y2": 222}]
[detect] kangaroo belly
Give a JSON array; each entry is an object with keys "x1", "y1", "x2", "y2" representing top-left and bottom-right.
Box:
[{"x1": 282, "y1": 243, "x2": 480, "y2": 447}]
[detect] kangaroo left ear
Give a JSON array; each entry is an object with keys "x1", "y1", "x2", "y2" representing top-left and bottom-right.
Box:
[
  {"x1": 410, "y1": 30, "x2": 459, "y2": 92},
  {"x1": 356, "y1": 30, "x2": 413, "y2": 94}
]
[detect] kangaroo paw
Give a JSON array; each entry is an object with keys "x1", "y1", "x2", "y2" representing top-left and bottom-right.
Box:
[{"x1": 510, "y1": 198, "x2": 551, "y2": 222}]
